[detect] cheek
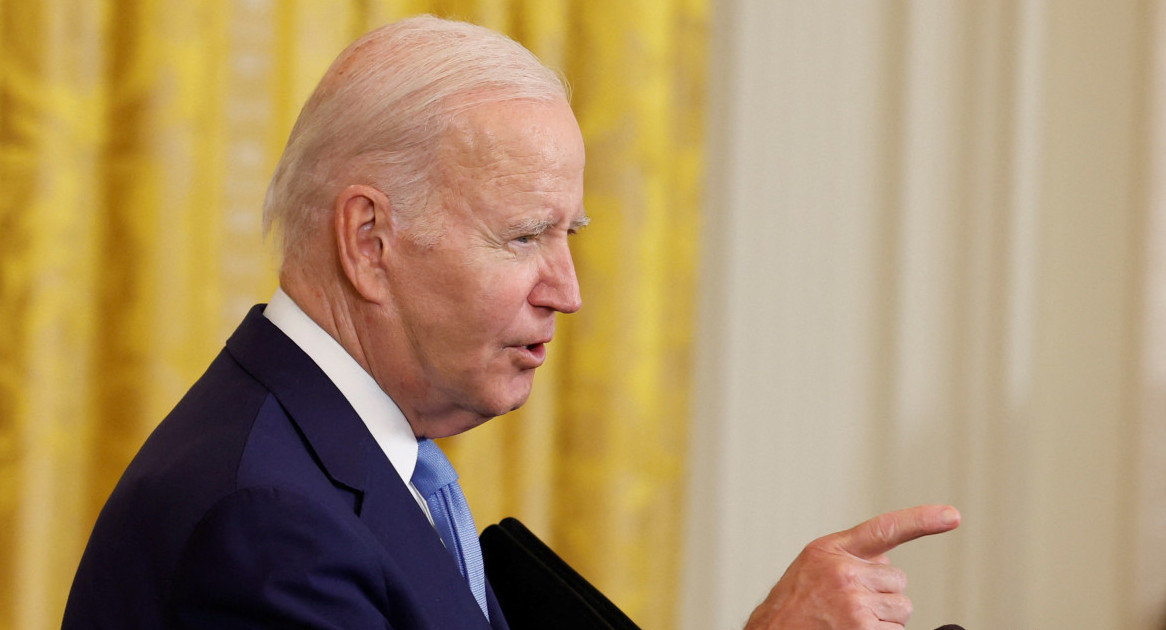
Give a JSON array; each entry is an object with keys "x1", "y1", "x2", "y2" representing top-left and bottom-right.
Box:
[
  {"x1": 478, "y1": 269, "x2": 537, "y2": 318},
  {"x1": 423, "y1": 259, "x2": 540, "y2": 348}
]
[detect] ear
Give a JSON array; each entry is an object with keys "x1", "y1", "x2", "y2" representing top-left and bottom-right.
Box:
[{"x1": 334, "y1": 184, "x2": 393, "y2": 302}]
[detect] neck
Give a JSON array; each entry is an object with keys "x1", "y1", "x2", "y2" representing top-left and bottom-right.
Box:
[{"x1": 280, "y1": 269, "x2": 491, "y2": 439}]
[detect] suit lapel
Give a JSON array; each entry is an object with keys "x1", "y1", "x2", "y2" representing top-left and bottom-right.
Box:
[
  {"x1": 226, "y1": 305, "x2": 368, "y2": 492},
  {"x1": 226, "y1": 306, "x2": 499, "y2": 628},
  {"x1": 361, "y1": 451, "x2": 499, "y2": 628}
]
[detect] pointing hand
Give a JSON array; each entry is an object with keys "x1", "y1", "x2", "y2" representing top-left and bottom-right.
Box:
[{"x1": 744, "y1": 505, "x2": 961, "y2": 630}]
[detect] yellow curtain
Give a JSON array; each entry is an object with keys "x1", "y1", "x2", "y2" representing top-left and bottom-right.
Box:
[{"x1": 0, "y1": 1, "x2": 705, "y2": 628}]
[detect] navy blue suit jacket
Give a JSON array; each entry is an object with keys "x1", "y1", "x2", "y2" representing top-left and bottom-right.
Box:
[{"x1": 63, "y1": 306, "x2": 509, "y2": 629}]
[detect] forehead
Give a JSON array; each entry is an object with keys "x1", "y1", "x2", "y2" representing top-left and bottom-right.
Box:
[
  {"x1": 438, "y1": 99, "x2": 585, "y2": 181},
  {"x1": 431, "y1": 99, "x2": 587, "y2": 231}
]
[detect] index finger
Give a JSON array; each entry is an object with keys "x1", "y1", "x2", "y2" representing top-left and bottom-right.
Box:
[{"x1": 836, "y1": 505, "x2": 960, "y2": 559}]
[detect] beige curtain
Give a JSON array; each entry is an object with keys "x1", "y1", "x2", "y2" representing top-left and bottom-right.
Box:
[
  {"x1": 0, "y1": 2, "x2": 706, "y2": 628},
  {"x1": 684, "y1": 2, "x2": 1166, "y2": 630}
]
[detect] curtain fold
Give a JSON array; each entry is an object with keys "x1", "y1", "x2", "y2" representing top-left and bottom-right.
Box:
[{"x1": 0, "y1": 2, "x2": 705, "y2": 629}]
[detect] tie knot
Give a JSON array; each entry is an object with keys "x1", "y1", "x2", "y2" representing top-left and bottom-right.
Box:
[{"x1": 412, "y1": 438, "x2": 459, "y2": 497}]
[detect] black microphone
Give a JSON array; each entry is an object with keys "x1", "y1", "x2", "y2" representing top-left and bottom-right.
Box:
[{"x1": 934, "y1": 625, "x2": 965, "y2": 630}]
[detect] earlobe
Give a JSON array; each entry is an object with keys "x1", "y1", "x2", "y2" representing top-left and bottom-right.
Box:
[{"x1": 334, "y1": 184, "x2": 392, "y2": 302}]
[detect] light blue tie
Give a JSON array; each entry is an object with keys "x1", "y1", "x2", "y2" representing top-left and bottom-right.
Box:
[{"x1": 412, "y1": 438, "x2": 489, "y2": 620}]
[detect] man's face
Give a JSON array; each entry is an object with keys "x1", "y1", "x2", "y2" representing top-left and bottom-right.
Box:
[{"x1": 379, "y1": 98, "x2": 587, "y2": 436}]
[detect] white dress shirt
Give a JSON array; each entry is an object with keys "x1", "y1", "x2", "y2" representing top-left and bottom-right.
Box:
[{"x1": 263, "y1": 288, "x2": 431, "y2": 518}]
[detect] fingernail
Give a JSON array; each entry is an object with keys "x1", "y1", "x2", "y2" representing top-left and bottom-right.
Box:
[{"x1": 941, "y1": 507, "x2": 960, "y2": 526}]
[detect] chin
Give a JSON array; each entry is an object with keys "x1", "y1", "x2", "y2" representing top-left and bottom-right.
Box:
[
  {"x1": 481, "y1": 381, "x2": 534, "y2": 418},
  {"x1": 482, "y1": 394, "x2": 531, "y2": 419},
  {"x1": 420, "y1": 373, "x2": 534, "y2": 436},
  {"x1": 485, "y1": 373, "x2": 534, "y2": 413}
]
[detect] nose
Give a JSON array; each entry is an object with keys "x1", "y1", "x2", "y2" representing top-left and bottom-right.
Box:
[{"x1": 529, "y1": 241, "x2": 582, "y2": 313}]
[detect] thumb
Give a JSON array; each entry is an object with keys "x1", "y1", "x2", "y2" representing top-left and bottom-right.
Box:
[{"x1": 834, "y1": 505, "x2": 960, "y2": 559}]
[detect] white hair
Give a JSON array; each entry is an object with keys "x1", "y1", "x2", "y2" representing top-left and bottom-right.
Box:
[{"x1": 263, "y1": 15, "x2": 569, "y2": 261}]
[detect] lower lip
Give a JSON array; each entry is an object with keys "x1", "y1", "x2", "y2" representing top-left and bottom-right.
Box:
[{"x1": 517, "y1": 343, "x2": 546, "y2": 367}]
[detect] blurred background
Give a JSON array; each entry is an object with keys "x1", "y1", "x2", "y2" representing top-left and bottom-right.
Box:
[{"x1": 1, "y1": 1, "x2": 1164, "y2": 630}]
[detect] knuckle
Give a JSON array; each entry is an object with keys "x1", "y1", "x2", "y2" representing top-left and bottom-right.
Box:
[
  {"x1": 829, "y1": 564, "x2": 859, "y2": 589},
  {"x1": 893, "y1": 567, "x2": 908, "y2": 591},
  {"x1": 871, "y1": 513, "x2": 900, "y2": 545},
  {"x1": 807, "y1": 551, "x2": 862, "y2": 588},
  {"x1": 841, "y1": 596, "x2": 868, "y2": 621},
  {"x1": 805, "y1": 534, "x2": 835, "y2": 553},
  {"x1": 881, "y1": 594, "x2": 913, "y2": 625}
]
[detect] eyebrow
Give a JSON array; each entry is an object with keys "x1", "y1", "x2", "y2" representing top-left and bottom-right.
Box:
[{"x1": 511, "y1": 214, "x2": 591, "y2": 235}]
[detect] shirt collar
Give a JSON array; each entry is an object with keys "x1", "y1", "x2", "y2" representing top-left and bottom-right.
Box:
[{"x1": 263, "y1": 287, "x2": 419, "y2": 486}]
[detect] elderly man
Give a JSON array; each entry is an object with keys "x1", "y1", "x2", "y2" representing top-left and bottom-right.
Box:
[{"x1": 63, "y1": 16, "x2": 958, "y2": 630}]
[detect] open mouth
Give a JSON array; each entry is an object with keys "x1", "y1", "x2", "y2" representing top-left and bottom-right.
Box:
[{"x1": 519, "y1": 342, "x2": 547, "y2": 365}]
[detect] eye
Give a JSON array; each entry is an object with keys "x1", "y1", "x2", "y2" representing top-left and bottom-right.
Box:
[{"x1": 514, "y1": 235, "x2": 534, "y2": 244}]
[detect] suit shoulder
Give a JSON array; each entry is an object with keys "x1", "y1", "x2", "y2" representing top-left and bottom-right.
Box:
[{"x1": 171, "y1": 486, "x2": 392, "y2": 627}]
